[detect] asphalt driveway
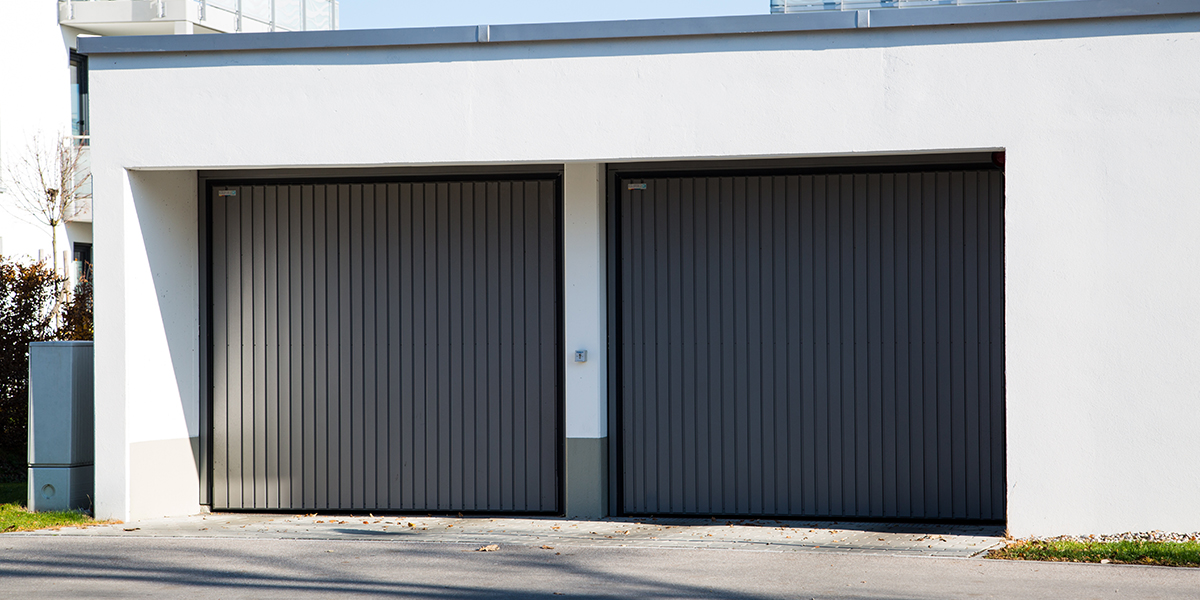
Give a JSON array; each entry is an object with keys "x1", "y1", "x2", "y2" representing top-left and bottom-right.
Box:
[
  {"x1": 2, "y1": 535, "x2": 1199, "y2": 599},
  {"x1": 13, "y1": 514, "x2": 1004, "y2": 558},
  {"x1": 3, "y1": 515, "x2": 1197, "y2": 599}
]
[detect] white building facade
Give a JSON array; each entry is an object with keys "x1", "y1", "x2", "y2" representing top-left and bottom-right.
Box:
[
  {"x1": 59, "y1": 0, "x2": 339, "y2": 35},
  {"x1": 83, "y1": 0, "x2": 1200, "y2": 537},
  {"x1": 0, "y1": 1, "x2": 85, "y2": 266},
  {"x1": 0, "y1": 0, "x2": 338, "y2": 271}
]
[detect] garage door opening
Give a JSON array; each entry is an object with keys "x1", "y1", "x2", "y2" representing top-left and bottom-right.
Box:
[
  {"x1": 206, "y1": 177, "x2": 563, "y2": 514},
  {"x1": 610, "y1": 161, "x2": 1005, "y2": 523}
]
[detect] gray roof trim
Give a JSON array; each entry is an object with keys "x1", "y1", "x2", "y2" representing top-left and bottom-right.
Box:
[
  {"x1": 868, "y1": 0, "x2": 1195, "y2": 28},
  {"x1": 78, "y1": 0, "x2": 1199, "y2": 55}
]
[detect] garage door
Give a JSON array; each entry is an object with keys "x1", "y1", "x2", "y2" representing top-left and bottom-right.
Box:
[
  {"x1": 615, "y1": 169, "x2": 1005, "y2": 521},
  {"x1": 209, "y1": 178, "x2": 561, "y2": 513}
]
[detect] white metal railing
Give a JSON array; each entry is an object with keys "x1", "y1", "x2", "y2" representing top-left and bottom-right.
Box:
[
  {"x1": 66, "y1": 138, "x2": 92, "y2": 224},
  {"x1": 771, "y1": 0, "x2": 1063, "y2": 12},
  {"x1": 59, "y1": 0, "x2": 339, "y2": 32}
]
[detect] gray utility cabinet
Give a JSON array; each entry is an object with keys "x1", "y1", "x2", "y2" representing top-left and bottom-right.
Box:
[
  {"x1": 208, "y1": 178, "x2": 562, "y2": 513},
  {"x1": 28, "y1": 341, "x2": 95, "y2": 512},
  {"x1": 614, "y1": 167, "x2": 1006, "y2": 522}
]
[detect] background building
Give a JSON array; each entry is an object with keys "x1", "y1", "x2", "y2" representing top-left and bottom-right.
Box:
[
  {"x1": 59, "y1": 0, "x2": 339, "y2": 35},
  {"x1": 0, "y1": 0, "x2": 339, "y2": 277},
  {"x1": 769, "y1": 0, "x2": 1057, "y2": 13}
]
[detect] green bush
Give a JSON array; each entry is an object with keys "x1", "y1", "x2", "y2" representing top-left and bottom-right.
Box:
[
  {"x1": 0, "y1": 256, "x2": 92, "y2": 474},
  {"x1": 59, "y1": 278, "x2": 94, "y2": 341}
]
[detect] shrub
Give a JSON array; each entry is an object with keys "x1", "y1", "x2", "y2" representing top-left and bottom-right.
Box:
[
  {"x1": 0, "y1": 256, "x2": 91, "y2": 460},
  {"x1": 59, "y1": 279, "x2": 94, "y2": 341}
]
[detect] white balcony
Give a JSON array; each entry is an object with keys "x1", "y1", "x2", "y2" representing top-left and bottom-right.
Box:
[
  {"x1": 59, "y1": 0, "x2": 338, "y2": 36},
  {"x1": 67, "y1": 137, "x2": 92, "y2": 224}
]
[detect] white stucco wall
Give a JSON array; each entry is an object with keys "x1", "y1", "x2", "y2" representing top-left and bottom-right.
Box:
[
  {"x1": 563, "y1": 163, "x2": 607, "y2": 440},
  {"x1": 93, "y1": 167, "x2": 200, "y2": 521},
  {"x1": 89, "y1": 14, "x2": 1200, "y2": 535},
  {"x1": 0, "y1": 0, "x2": 75, "y2": 261}
]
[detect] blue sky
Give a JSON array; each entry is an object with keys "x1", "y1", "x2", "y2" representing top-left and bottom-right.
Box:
[{"x1": 337, "y1": 0, "x2": 768, "y2": 30}]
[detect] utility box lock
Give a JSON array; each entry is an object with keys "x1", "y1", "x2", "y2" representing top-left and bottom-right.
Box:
[{"x1": 574, "y1": 350, "x2": 588, "y2": 363}]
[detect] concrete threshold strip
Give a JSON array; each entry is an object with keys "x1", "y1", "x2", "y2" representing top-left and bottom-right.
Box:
[{"x1": 13, "y1": 514, "x2": 1004, "y2": 558}]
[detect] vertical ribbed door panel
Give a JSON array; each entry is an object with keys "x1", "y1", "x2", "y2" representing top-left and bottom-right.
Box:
[
  {"x1": 211, "y1": 179, "x2": 560, "y2": 513},
  {"x1": 616, "y1": 170, "x2": 1004, "y2": 521}
]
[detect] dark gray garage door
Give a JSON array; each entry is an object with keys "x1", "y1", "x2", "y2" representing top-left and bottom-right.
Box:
[
  {"x1": 615, "y1": 169, "x2": 1005, "y2": 522},
  {"x1": 209, "y1": 178, "x2": 561, "y2": 513}
]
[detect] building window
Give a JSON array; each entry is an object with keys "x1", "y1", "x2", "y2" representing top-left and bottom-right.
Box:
[
  {"x1": 70, "y1": 52, "x2": 89, "y2": 146},
  {"x1": 73, "y1": 242, "x2": 93, "y2": 284}
]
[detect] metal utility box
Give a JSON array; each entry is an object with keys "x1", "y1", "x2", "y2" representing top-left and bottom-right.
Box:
[{"x1": 28, "y1": 341, "x2": 94, "y2": 512}]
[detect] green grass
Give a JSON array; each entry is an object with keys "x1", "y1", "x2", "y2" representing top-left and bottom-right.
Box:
[
  {"x1": 0, "y1": 502, "x2": 97, "y2": 533},
  {"x1": 0, "y1": 480, "x2": 115, "y2": 533},
  {"x1": 989, "y1": 540, "x2": 1200, "y2": 568}
]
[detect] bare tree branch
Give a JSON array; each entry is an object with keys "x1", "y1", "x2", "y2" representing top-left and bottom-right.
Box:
[
  {"x1": 1, "y1": 131, "x2": 91, "y2": 235},
  {"x1": 0, "y1": 131, "x2": 92, "y2": 327}
]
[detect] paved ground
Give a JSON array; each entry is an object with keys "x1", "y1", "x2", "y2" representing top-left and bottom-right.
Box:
[
  {"x1": 3, "y1": 535, "x2": 1199, "y2": 599},
  {"x1": 3, "y1": 515, "x2": 1198, "y2": 599},
  {"x1": 15, "y1": 513, "x2": 1005, "y2": 558}
]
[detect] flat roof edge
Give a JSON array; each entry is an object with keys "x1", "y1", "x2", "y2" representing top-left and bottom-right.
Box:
[{"x1": 78, "y1": 0, "x2": 1200, "y2": 55}]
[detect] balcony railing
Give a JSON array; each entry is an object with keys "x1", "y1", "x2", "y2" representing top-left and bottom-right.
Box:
[
  {"x1": 771, "y1": 0, "x2": 1061, "y2": 12},
  {"x1": 200, "y1": 0, "x2": 339, "y2": 32},
  {"x1": 68, "y1": 137, "x2": 92, "y2": 224},
  {"x1": 59, "y1": 0, "x2": 339, "y2": 33}
]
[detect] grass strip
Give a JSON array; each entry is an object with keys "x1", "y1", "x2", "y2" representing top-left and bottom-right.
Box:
[
  {"x1": 0, "y1": 481, "x2": 117, "y2": 533},
  {"x1": 989, "y1": 540, "x2": 1200, "y2": 568},
  {"x1": 0, "y1": 503, "x2": 101, "y2": 533}
]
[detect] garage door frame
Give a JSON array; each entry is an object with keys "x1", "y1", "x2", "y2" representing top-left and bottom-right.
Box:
[
  {"x1": 198, "y1": 166, "x2": 566, "y2": 513},
  {"x1": 605, "y1": 154, "x2": 1006, "y2": 523}
]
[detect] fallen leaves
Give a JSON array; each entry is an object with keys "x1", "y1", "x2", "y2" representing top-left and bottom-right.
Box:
[{"x1": 477, "y1": 544, "x2": 500, "y2": 552}]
